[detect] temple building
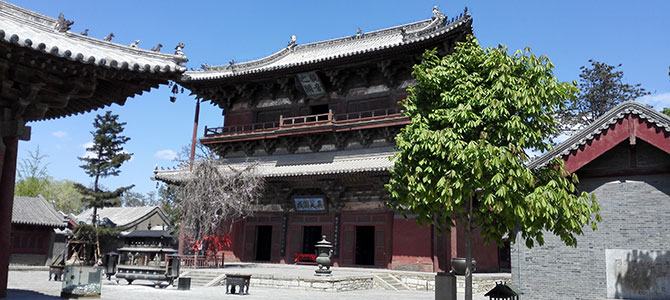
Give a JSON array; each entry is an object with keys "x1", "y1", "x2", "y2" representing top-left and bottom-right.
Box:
[
  {"x1": 513, "y1": 101, "x2": 670, "y2": 299},
  {"x1": 0, "y1": 1, "x2": 187, "y2": 296},
  {"x1": 155, "y1": 7, "x2": 509, "y2": 273}
]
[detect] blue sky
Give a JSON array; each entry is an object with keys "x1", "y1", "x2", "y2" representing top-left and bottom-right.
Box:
[{"x1": 8, "y1": 0, "x2": 670, "y2": 196}]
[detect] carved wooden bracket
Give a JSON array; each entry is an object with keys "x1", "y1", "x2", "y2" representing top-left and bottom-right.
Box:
[
  {"x1": 318, "y1": 179, "x2": 346, "y2": 212},
  {"x1": 284, "y1": 136, "x2": 301, "y2": 154},
  {"x1": 262, "y1": 139, "x2": 279, "y2": 155}
]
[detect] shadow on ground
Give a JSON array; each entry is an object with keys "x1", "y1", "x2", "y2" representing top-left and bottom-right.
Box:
[{"x1": 7, "y1": 289, "x2": 59, "y2": 299}]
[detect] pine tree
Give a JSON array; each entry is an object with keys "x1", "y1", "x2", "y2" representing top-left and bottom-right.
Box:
[{"x1": 77, "y1": 111, "x2": 134, "y2": 227}]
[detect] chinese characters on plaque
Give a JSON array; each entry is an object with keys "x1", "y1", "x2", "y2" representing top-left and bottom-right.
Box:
[
  {"x1": 293, "y1": 197, "x2": 326, "y2": 212},
  {"x1": 297, "y1": 72, "x2": 325, "y2": 97}
]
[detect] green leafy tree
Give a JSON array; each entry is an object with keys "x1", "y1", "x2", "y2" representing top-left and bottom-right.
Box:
[
  {"x1": 77, "y1": 111, "x2": 134, "y2": 228},
  {"x1": 560, "y1": 60, "x2": 649, "y2": 130},
  {"x1": 387, "y1": 38, "x2": 601, "y2": 300},
  {"x1": 121, "y1": 190, "x2": 158, "y2": 207},
  {"x1": 15, "y1": 146, "x2": 51, "y2": 197},
  {"x1": 156, "y1": 183, "x2": 181, "y2": 233},
  {"x1": 49, "y1": 179, "x2": 85, "y2": 214},
  {"x1": 662, "y1": 107, "x2": 670, "y2": 117}
]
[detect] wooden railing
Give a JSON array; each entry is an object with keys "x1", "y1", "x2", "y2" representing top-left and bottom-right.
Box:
[
  {"x1": 334, "y1": 107, "x2": 403, "y2": 121},
  {"x1": 180, "y1": 253, "x2": 224, "y2": 269},
  {"x1": 279, "y1": 110, "x2": 333, "y2": 127},
  {"x1": 203, "y1": 107, "x2": 405, "y2": 137}
]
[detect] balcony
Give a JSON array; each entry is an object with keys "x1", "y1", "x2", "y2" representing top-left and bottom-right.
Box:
[{"x1": 203, "y1": 107, "x2": 408, "y2": 139}]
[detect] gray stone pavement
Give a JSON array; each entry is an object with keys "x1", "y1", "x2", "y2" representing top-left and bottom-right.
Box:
[{"x1": 7, "y1": 270, "x2": 488, "y2": 300}]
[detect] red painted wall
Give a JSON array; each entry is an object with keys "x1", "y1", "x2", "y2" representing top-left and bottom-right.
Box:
[
  {"x1": 452, "y1": 223, "x2": 500, "y2": 272},
  {"x1": 390, "y1": 217, "x2": 434, "y2": 272}
]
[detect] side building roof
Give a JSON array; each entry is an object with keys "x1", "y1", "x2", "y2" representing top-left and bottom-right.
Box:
[
  {"x1": 182, "y1": 7, "x2": 471, "y2": 82},
  {"x1": 529, "y1": 101, "x2": 670, "y2": 171},
  {"x1": 76, "y1": 206, "x2": 169, "y2": 230},
  {"x1": 0, "y1": 0, "x2": 188, "y2": 121},
  {"x1": 154, "y1": 146, "x2": 396, "y2": 183},
  {"x1": 12, "y1": 195, "x2": 65, "y2": 228}
]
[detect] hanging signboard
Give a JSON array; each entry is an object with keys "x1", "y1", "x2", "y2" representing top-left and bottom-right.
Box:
[
  {"x1": 293, "y1": 197, "x2": 326, "y2": 212},
  {"x1": 296, "y1": 72, "x2": 326, "y2": 97}
]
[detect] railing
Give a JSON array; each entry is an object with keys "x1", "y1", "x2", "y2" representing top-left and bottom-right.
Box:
[
  {"x1": 334, "y1": 107, "x2": 403, "y2": 121},
  {"x1": 279, "y1": 111, "x2": 333, "y2": 127},
  {"x1": 203, "y1": 107, "x2": 405, "y2": 137},
  {"x1": 205, "y1": 121, "x2": 279, "y2": 136},
  {"x1": 180, "y1": 253, "x2": 224, "y2": 269}
]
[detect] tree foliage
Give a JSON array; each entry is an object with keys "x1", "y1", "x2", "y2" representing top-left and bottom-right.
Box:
[
  {"x1": 77, "y1": 111, "x2": 134, "y2": 226},
  {"x1": 387, "y1": 37, "x2": 601, "y2": 299},
  {"x1": 15, "y1": 146, "x2": 50, "y2": 198},
  {"x1": 662, "y1": 107, "x2": 670, "y2": 117},
  {"x1": 48, "y1": 179, "x2": 85, "y2": 214},
  {"x1": 177, "y1": 159, "x2": 264, "y2": 249},
  {"x1": 560, "y1": 60, "x2": 649, "y2": 130}
]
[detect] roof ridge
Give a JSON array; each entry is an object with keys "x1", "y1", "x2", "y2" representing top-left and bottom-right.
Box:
[
  {"x1": 186, "y1": 8, "x2": 471, "y2": 81},
  {"x1": 529, "y1": 101, "x2": 670, "y2": 169}
]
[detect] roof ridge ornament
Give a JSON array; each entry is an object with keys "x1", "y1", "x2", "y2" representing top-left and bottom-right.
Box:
[
  {"x1": 174, "y1": 42, "x2": 185, "y2": 56},
  {"x1": 130, "y1": 40, "x2": 140, "y2": 48},
  {"x1": 151, "y1": 43, "x2": 163, "y2": 52},
  {"x1": 54, "y1": 13, "x2": 74, "y2": 33},
  {"x1": 356, "y1": 28, "x2": 362, "y2": 38},
  {"x1": 432, "y1": 6, "x2": 444, "y2": 20},
  {"x1": 287, "y1": 35, "x2": 297, "y2": 49},
  {"x1": 80, "y1": 29, "x2": 89, "y2": 36},
  {"x1": 104, "y1": 32, "x2": 114, "y2": 41}
]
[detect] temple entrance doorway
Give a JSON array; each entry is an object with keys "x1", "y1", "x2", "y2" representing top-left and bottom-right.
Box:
[
  {"x1": 255, "y1": 225, "x2": 272, "y2": 261},
  {"x1": 302, "y1": 226, "x2": 322, "y2": 255},
  {"x1": 355, "y1": 226, "x2": 375, "y2": 265}
]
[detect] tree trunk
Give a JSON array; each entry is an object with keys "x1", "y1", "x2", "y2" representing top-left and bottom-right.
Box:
[{"x1": 464, "y1": 196, "x2": 473, "y2": 300}]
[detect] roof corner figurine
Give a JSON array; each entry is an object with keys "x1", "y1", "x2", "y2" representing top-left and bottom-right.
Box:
[
  {"x1": 129, "y1": 40, "x2": 140, "y2": 48},
  {"x1": 104, "y1": 32, "x2": 114, "y2": 41},
  {"x1": 54, "y1": 13, "x2": 74, "y2": 33}
]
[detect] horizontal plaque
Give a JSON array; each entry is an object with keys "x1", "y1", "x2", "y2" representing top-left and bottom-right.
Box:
[{"x1": 294, "y1": 197, "x2": 326, "y2": 212}]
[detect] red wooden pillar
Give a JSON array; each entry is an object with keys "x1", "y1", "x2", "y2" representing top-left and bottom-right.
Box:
[{"x1": 0, "y1": 137, "x2": 18, "y2": 298}]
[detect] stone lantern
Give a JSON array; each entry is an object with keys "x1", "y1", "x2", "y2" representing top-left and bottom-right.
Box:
[{"x1": 314, "y1": 235, "x2": 333, "y2": 276}]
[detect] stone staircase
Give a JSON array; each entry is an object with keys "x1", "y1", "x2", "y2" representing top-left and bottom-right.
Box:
[
  {"x1": 374, "y1": 274, "x2": 410, "y2": 291},
  {"x1": 180, "y1": 269, "x2": 226, "y2": 287}
]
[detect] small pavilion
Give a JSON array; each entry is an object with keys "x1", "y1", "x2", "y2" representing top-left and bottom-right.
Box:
[{"x1": 0, "y1": 1, "x2": 187, "y2": 297}]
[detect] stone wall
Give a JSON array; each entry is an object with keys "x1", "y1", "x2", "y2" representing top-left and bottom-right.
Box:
[
  {"x1": 247, "y1": 274, "x2": 374, "y2": 292},
  {"x1": 392, "y1": 272, "x2": 509, "y2": 293},
  {"x1": 512, "y1": 173, "x2": 670, "y2": 299}
]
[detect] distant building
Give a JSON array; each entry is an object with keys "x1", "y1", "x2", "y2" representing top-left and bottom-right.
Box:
[
  {"x1": 156, "y1": 7, "x2": 509, "y2": 272},
  {"x1": 10, "y1": 195, "x2": 66, "y2": 265},
  {"x1": 76, "y1": 206, "x2": 171, "y2": 232},
  {"x1": 513, "y1": 101, "x2": 670, "y2": 299}
]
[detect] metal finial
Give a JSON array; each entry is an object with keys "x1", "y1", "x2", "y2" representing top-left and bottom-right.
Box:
[
  {"x1": 104, "y1": 33, "x2": 114, "y2": 41},
  {"x1": 130, "y1": 40, "x2": 140, "y2": 48}
]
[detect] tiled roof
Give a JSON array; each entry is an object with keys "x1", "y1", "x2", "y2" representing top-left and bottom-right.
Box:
[
  {"x1": 528, "y1": 101, "x2": 670, "y2": 169},
  {"x1": 0, "y1": 1, "x2": 187, "y2": 74},
  {"x1": 154, "y1": 146, "x2": 396, "y2": 182},
  {"x1": 76, "y1": 206, "x2": 167, "y2": 228},
  {"x1": 183, "y1": 7, "x2": 471, "y2": 81},
  {"x1": 12, "y1": 195, "x2": 65, "y2": 228}
]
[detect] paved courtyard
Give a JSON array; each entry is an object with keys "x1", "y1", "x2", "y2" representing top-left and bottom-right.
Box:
[{"x1": 7, "y1": 270, "x2": 488, "y2": 300}]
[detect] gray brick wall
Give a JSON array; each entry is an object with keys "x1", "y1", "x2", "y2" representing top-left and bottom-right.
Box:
[{"x1": 512, "y1": 143, "x2": 670, "y2": 299}]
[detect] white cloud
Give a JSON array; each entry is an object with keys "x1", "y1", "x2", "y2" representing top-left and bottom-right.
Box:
[
  {"x1": 81, "y1": 142, "x2": 96, "y2": 159},
  {"x1": 154, "y1": 149, "x2": 177, "y2": 160},
  {"x1": 639, "y1": 92, "x2": 670, "y2": 110},
  {"x1": 52, "y1": 131, "x2": 68, "y2": 138}
]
